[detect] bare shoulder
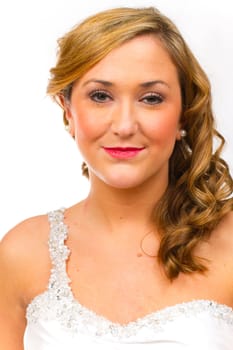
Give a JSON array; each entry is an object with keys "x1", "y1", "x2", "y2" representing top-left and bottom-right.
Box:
[
  {"x1": 200, "y1": 211, "x2": 233, "y2": 266},
  {"x1": 208, "y1": 210, "x2": 233, "y2": 266},
  {"x1": 1, "y1": 213, "x2": 49, "y2": 248},
  {"x1": 1, "y1": 214, "x2": 49, "y2": 265},
  {"x1": 0, "y1": 214, "x2": 51, "y2": 301},
  {"x1": 224, "y1": 210, "x2": 233, "y2": 226},
  {"x1": 0, "y1": 214, "x2": 50, "y2": 349},
  {"x1": 215, "y1": 210, "x2": 233, "y2": 239}
]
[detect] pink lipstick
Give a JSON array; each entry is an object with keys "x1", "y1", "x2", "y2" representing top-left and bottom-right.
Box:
[{"x1": 103, "y1": 147, "x2": 145, "y2": 159}]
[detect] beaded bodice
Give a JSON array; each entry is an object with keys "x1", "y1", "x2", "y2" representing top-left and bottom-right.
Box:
[{"x1": 24, "y1": 209, "x2": 233, "y2": 349}]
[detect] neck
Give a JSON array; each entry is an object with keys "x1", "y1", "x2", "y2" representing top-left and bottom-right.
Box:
[{"x1": 81, "y1": 173, "x2": 168, "y2": 236}]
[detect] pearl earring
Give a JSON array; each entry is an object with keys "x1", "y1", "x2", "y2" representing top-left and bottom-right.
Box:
[
  {"x1": 180, "y1": 129, "x2": 192, "y2": 156},
  {"x1": 65, "y1": 125, "x2": 71, "y2": 132},
  {"x1": 180, "y1": 129, "x2": 187, "y2": 138}
]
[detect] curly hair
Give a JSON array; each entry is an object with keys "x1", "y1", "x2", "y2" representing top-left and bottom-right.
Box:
[{"x1": 47, "y1": 7, "x2": 233, "y2": 279}]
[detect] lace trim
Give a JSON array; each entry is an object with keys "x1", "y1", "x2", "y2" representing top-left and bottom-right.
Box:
[{"x1": 26, "y1": 209, "x2": 233, "y2": 339}]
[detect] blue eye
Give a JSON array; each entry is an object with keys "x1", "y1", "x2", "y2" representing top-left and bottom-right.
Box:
[
  {"x1": 140, "y1": 93, "x2": 163, "y2": 105},
  {"x1": 89, "y1": 90, "x2": 112, "y2": 103}
]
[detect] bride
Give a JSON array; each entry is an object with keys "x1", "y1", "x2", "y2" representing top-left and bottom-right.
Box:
[{"x1": 1, "y1": 6, "x2": 233, "y2": 350}]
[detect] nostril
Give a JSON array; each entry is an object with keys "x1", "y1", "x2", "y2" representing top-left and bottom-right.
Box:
[{"x1": 111, "y1": 117, "x2": 138, "y2": 137}]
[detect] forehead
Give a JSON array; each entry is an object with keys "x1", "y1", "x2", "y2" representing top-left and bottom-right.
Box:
[{"x1": 78, "y1": 35, "x2": 179, "y2": 85}]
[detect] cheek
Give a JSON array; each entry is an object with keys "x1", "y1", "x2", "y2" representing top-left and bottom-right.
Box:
[
  {"x1": 146, "y1": 112, "x2": 180, "y2": 145},
  {"x1": 73, "y1": 110, "x2": 104, "y2": 141}
]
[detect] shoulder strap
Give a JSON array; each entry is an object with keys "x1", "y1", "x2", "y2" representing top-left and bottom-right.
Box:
[{"x1": 47, "y1": 208, "x2": 71, "y2": 297}]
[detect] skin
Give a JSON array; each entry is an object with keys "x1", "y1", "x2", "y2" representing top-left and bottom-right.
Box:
[
  {"x1": 64, "y1": 35, "x2": 182, "y2": 192},
  {"x1": 1, "y1": 35, "x2": 233, "y2": 349}
]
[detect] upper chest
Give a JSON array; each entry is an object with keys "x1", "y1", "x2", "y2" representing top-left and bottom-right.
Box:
[
  {"x1": 63, "y1": 234, "x2": 233, "y2": 323},
  {"x1": 25, "y1": 210, "x2": 233, "y2": 324}
]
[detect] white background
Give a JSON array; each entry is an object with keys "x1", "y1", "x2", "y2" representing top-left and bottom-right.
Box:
[{"x1": 0, "y1": 0, "x2": 232, "y2": 237}]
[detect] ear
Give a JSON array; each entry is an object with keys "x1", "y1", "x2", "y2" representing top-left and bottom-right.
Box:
[
  {"x1": 58, "y1": 94, "x2": 75, "y2": 136},
  {"x1": 176, "y1": 123, "x2": 182, "y2": 141},
  {"x1": 176, "y1": 129, "x2": 182, "y2": 141}
]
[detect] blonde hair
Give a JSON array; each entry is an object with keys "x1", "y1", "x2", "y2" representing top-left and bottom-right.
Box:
[{"x1": 47, "y1": 7, "x2": 233, "y2": 279}]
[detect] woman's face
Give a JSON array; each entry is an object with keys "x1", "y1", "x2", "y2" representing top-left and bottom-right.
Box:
[{"x1": 63, "y1": 35, "x2": 182, "y2": 189}]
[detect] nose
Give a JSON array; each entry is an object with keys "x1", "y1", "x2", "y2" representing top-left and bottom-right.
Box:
[{"x1": 111, "y1": 100, "x2": 138, "y2": 138}]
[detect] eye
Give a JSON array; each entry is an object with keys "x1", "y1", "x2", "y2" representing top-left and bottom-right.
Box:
[
  {"x1": 140, "y1": 93, "x2": 164, "y2": 105},
  {"x1": 89, "y1": 90, "x2": 112, "y2": 103}
]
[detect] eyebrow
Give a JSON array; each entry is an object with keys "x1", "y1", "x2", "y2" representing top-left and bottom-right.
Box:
[
  {"x1": 82, "y1": 79, "x2": 170, "y2": 88},
  {"x1": 82, "y1": 79, "x2": 113, "y2": 87},
  {"x1": 139, "y1": 80, "x2": 170, "y2": 88}
]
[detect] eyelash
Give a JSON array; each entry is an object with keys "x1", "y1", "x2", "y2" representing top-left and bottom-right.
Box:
[
  {"x1": 89, "y1": 90, "x2": 112, "y2": 103},
  {"x1": 89, "y1": 90, "x2": 164, "y2": 105},
  {"x1": 140, "y1": 93, "x2": 164, "y2": 105}
]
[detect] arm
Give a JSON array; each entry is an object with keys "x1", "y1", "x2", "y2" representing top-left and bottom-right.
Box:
[
  {"x1": 0, "y1": 222, "x2": 32, "y2": 350},
  {"x1": 0, "y1": 214, "x2": 50, "y2": 350}
]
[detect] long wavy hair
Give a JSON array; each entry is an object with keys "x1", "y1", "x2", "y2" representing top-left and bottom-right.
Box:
[{"x1": 47, "y1": 7, "x2": 233, "y2": 279}]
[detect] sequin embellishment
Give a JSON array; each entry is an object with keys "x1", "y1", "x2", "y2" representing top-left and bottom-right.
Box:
[{"x1": 26, "y1": 209, "x2": 233, "y2": 339}]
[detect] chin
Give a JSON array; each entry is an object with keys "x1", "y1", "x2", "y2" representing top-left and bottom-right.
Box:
[
  {"x1": 90, "y1": 165, "x2": 166, "y2": 190},
  {"x1": 107, "y1": 180, "x2": 142, "y2": 190},
  {"x1": 97, "y1": 172, "x2": 150, "y2": 190}
]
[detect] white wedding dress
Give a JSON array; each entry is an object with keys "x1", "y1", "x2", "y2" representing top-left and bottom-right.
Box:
[{"x1": 24, "y1": 209, "x2": 233, "y2": 349}]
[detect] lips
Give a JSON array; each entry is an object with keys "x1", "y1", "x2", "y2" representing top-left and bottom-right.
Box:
[{"x1": 103, "y1": 147, "x2": 145, "y2": 159}]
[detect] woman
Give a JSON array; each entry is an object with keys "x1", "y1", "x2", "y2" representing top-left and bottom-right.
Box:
[{"x1": 0, "y1": 6, "x2": 233, "y2": 350}]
